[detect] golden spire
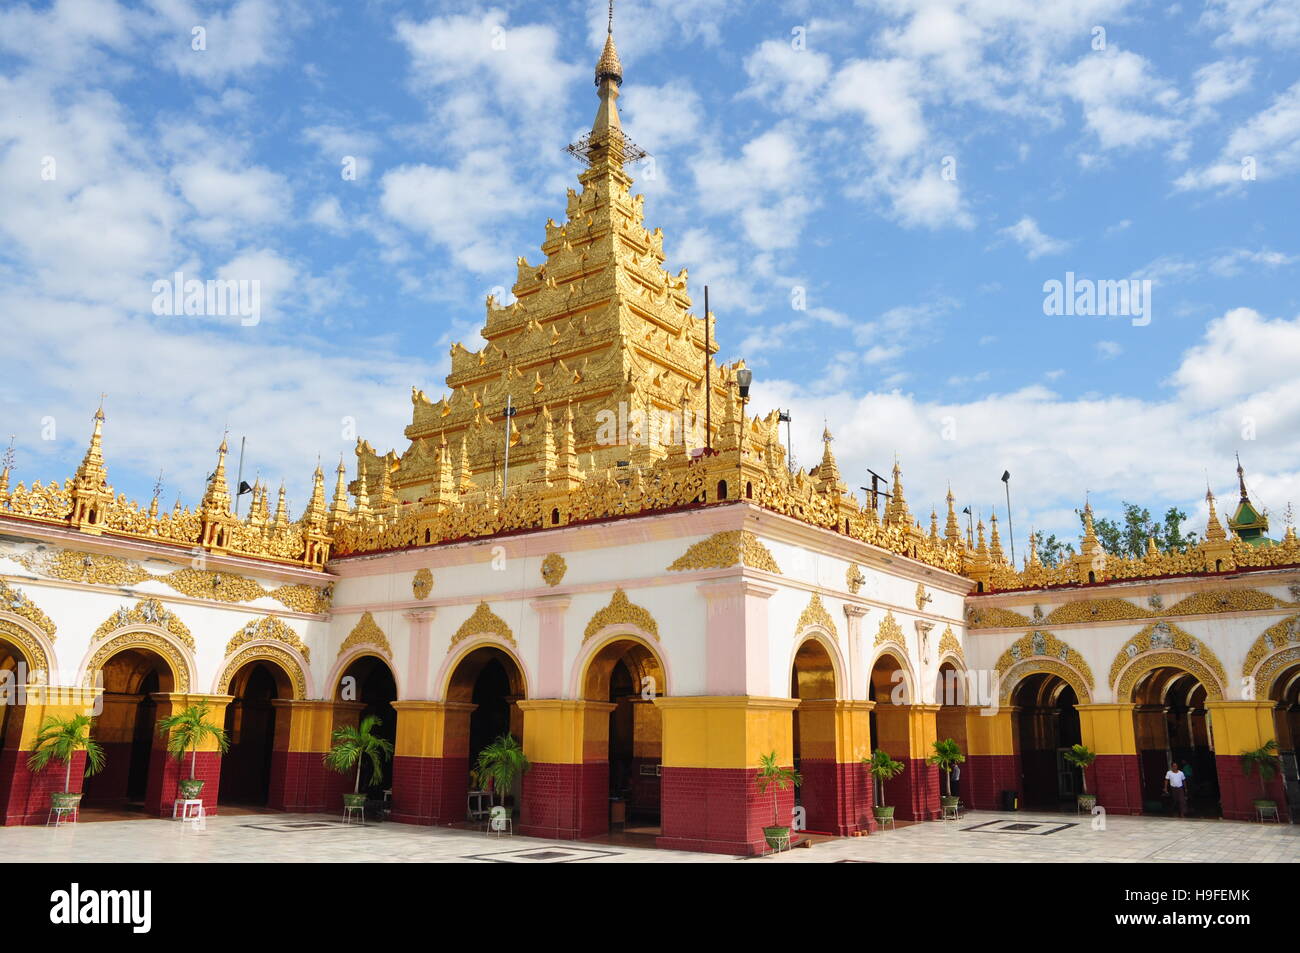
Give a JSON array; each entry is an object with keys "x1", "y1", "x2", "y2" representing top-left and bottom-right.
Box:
[
  {"x1": 329, "y1": 458, "x2": 351, "y2": 527},
  {"x1": 273, "y1": 482, "x2": 288, "y2": 530},
  {"x1": 303, "y1": 463, "x2": 327, "y2": 526},
  {"x1": 815, "y1": 426, "x2": 842, "y2": 492},
  {"x1": 1079, "y1": 499, "x2": 1101, "y2": 554},
  {"x1": 595, "y1": 1, "x2": 622, "y2": 88},
  {"x1": 975, "y1": 516, "x2": 987, "y2": 554},
  {"x1": 885, "y1": 457, "x2": 911, "y2": 526},
  {"x1": 989, "y1": 510, "x2": 1005, "y2": 563},
  {"x1": 1205, "y1": 488, "x2": 1227, "y2": 541},
  {"x1": 944, "y1": 486, "x2": 962, "y2": 544},
  {"x1": 199, "y1": 437, "x2": 232, "y2": 515},
  {"x1": 73, "y1": 405, "x2": 109, "y2": 490},
  {"x1": 1026, "y1": 530, "x2": 1041, "y2": 568},
  {"x1": 354, "y1": 467, "x2": 372, "y2": 521},
  {"x1": 457, "y1": 436, "x2": 473, "y2": 492},
  {"x1": 928, "y1": 509, "x2": 940, "y2": 545}
]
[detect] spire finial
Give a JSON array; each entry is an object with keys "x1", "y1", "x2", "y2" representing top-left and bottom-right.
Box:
[
  {"x1": 608, "y1": 0, "x2": 615, "y2": 35},
  {"x1": 1236, "y1": 452, "x2": 1250, "y2": 503}
]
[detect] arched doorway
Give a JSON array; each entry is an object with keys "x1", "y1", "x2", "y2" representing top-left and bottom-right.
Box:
[
  {"x1": 1271, "y1": 662, "x2": 1300, "y2": 810},
  {"x1": 1012, "y1": 672, "x2": 1081, "y2": 810},
  {"x1": 221, "y1": 660, "x2": 291, "y2": 806},
  {"x1": 934, "y1": 660, "x2": 969, "y2": 800},
  {"x1": 1133, "y1": 666, "x2": 1219, "y2": 816},
  {"x1": 790, "y1": 637, "x2": 838, "y2": 833},
  {"x1": 84, "y1": 646, "x2": 175, "y2": 812},
  {"x1": 584, "y1": 638, "x2": 665, "y2": 834},
  {"x1": 447, "y1": 646, "x2": 526, "y2": 808},
  {"x1": 0, "y1": 635, "x2": 26, "y2": 755},
  {"x1": 336, "y1": 655, "x2": 397, "y2": 797},
  {"x1": 868, "y1": 652, "x2": 935, "y2": 819}
]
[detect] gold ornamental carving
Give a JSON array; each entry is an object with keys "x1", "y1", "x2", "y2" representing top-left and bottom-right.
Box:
[
  {"x1": 338, "y1": 611, "x2": 392, "y2": 658},
  {"x1": 584, "y1": 589, "x2": 659, "y2": 642},
  {"x1": 995, "y1": 630, "x2": 1094, "y2": 691},
  {"x1": 1046, "y1": 598, "x2": 1149, "y2": 625},
  {"x1": 0, "y1": 618, "x2": 50, "y2": 677},
  {"x1": 666, "y1": 531, "x2": 781, "y2": 574},
  {"x1": 541, "y1": 553, "x2": 567, "y2": 587},
  {"x1": 915, "y1": 584, "x2": 932, "y2": 611},
  {"x1": 84, "y1": 630, "x2": 191, "y2": 693},
  {"x1": 1108, "y1": 621, "x2": 1227, "y2": 695},
  {"x1": 1000, "y1": 658, "x2": 1092, "y2": 705},
  {"x1": 937, "y1": 625, "x2": 964, "y2": 661},
  {"x1": 0, "y1": 578, "x2": 57, "y2": 639},
  {"x1": 796, "y1": 592, "x2": 838, "y2": 640},
  {"x1": 1166, "y1": 588, "x2": 1290, "y2": 617},
  {"x1": 1115, "y1": 651, "x2": 1225, "y2": 702},
  {"x1": 845, "y1": 563, "x2": 865, "y2": 595},
  {"x1": 1243, "y1": 614, "x2": 1300, "y2": 677},
  {"x1": 874, "y1": 610, "x2": 905, "y2": 649},
  {"x1": 966, "y1": 606, "x2": 1033, "y2": 630},
  {"x1": 450, "y1": 602, "x2": 516, "y2": 649},
  {"x1": 225, "y1": 616, "x2": 311, "y2": 662},
  {"x1": 91, "y1": 598, "x2": 194, "y2": 649},
  {"x1": 219, "y1": 644, "x2": 307, "y2": 700},
  {"x1": 412, "y1": 568, "x2": 433, "y2": 600},
  {"x1": 16, "y1": 547, "x2": 149, "y2": 587},
  {"x1": 1254, "y1": 646, "x2": 1300, "y2": 697}
]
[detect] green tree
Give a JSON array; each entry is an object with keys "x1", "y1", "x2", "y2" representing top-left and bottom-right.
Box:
[
  {"x1": 927, "y1": 738, "x2": 965, "y2": 796},
  {"x1": 472, "y1": 733, "x2": 530, "y2": 807},
  {"x1": 156, "y1": 703, "x2": 229, "y2": 781},
  {"x1": 1062, "y1": 744, "x2": 1097, "y2": 794},
  {"x1": 1240, "y1": 739, "x2": 1280, "y2": 800},
  {"x1": 323, "y1": 715, "x2": 394, "y2": 795},
  {"x1": 1036, "y1": 533, "x2": 1075, "y2": 567},
  {"x1": 27, "y1": 714, "x2": 106, "y2": 794}
]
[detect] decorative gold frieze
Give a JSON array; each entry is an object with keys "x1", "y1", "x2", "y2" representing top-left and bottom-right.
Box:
[
  {"x1": 450, "y1": 602, "x2": 515, "y2": 649},
  {"x1": 225, "y1": 616, "x2": 310, "y2": 663},
  {"x1": 338, "y1": 611, "x2": 392, "y2": 658},
  {"x1": 541, "y1": 553, "x2": 567, "y2": 587},
  {"x1": 1166, "y1": 588, "x2": 1289, "y2": 617},
  {"x1": 412, "y1": 568, "x2": 433, "y2": 600},
  {"x1": 91, "y1": 598, "x2": 193, "y2": 649},
  {"x1": 666, "y1": 531, "x2": 781, "y2": 574},
  {"x1": 219, "y1": 644, "x2": 307, "y2": 700},
  {"x1": 0, "y1": 618, "x2": 50, "y2": 676},
  {"x1": 995, "y1": 630, "x2": 1094, "y2": 691},
  {"x1": 1242, "y1": 614, "x2": 1300, "y2": 677},
  {"x1": 937, "y1": 625, "x2": 963, "y2": 661},
  {"x1": 1108, "y1": 621, "x2": 1228, "y2": 694},
  {"x1": 1255, "y1": 646, "x2": 1300, "y2": 697},
  {"x1": 16, "y1": 548, "x2": 149, "y2": 586},
  {"x1": 874, "y1": 610, "x2": 905, "y2": 648},
  {"x1": 584, "y1": 589, "x2": 659, "y2": 642},
  {"x1": 1046, "y1": 598, "x2": 1149, "y2": 625},
  {"x1": 83, "y1": 630, "x2": 191, "y2": 693},
  {"x1": 269, "y1": 583, "x2": 332, "y2": 614},
  {"x1": 1000, "y1": 658, "x2": 1092, "y2": 704},
  {"x1": 163, "y1": 568, "x2": 270, "y2": 603},
  {"x1": 1116, "y1": 651, "x2": 1224, "y2": 702},
  {"x1": 966, "y1": 606, "x2": 1033, "y2": 630},
  {"x1": 0, "y1": 578, "x2": 56, "y2": 639},
  {"x1": 796, "y1": 592, "x2": 838, "y2": 640}
]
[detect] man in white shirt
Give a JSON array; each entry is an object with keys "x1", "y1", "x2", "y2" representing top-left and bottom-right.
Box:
[{"x1": 1164, "y1": 763, "x2": 1187, "y2": 817}]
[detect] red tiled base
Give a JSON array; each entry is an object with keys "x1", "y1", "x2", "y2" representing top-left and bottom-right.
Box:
[
  {"x1": 1215, "y1": 754, "x2": 1290, "y2": 821},
  {"x1": 519, "y1": 761, "x2": 607, "y2": 839},
  {"x1": 390, "y1": 755, "x2": 469, "y2": 825},
  {"x1": 145, "y1": 750, "x2": 222, "y2": 817},
  {"x1": 892, "y1": 758, "x2": 941, "y2": 821},
  {"x1": 658, "y1": 765, "x2": 796, "y2": 855},
  {"x1": 268, "y1": 750, "x2": 354, "y2": 813},
  {"x1": 1089, "y1": 754, "x2": 1143, "y2": 815},
  {"x1": 965, "y1": 754, "x2": 1020, "y2": 811},
  {"x1": 1, "y1": 748, "x2": 86, "y2": 825},
  {"x1": 798, "y1": 758, "x2": 874, "y2": 834}
]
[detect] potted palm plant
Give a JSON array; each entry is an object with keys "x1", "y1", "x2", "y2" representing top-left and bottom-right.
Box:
[
  {"x1": 866, "y1": 748, "x2": 905, "y2": 825},
  {"x1": 1241, "y1": 739, "x2": 1281, "y2": 815},
  {"x1": 928, "y1": 738, "x2": 965, "y2": 811},
  {"x1": 26, "y1": 713, "x2": 106, "y2": 815},
  {"x1": 755, "y1": 751, "x2": 801, "y2": 850},
  {"x1": 1063, "y1": 743, "x2": 1098, "y2": 811},
  {"x1": 324, "y1": 715, "x2": 394, "y2": 810},
  {"x1": 157, "y1": 703, "x2": 229, "y2": 800},
  {"x1": 472, "y1": 733, "x2": 530, "y2": 814}
]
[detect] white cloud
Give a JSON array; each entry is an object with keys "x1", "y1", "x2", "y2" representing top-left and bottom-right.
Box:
[
  {"x1": 1193, "y1": 58, "x2": 1254, "y2": 106},
  {"x1": 621, "y1": 80, "x2": 703, "y2": 150},
  {"x1": 999, "y1": 216, "x2": 1070, "y2": 259},
  {"x1": 1176, "y1": 81, "x2": 1300, "y2": 189},
  {"x1": 1200, "y1": 0, "x2": 1300, "y2": 49}
]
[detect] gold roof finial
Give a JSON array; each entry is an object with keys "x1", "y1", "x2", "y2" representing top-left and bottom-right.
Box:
[
  {"x1": 1236, "y1": 452, "x2": 1249, "y2": 503},
  {"x1": 1205, "y1": 488, "x2": 1227, "y2": 541},
  {"x1": 596, "y1": 0, "x2": 622, "y2": 87},
  {"x1": 199, "y1": 436, "x2": 233, "y2": 515},
  {"x1": 944, "y1": 485, "x2": 962, "y2": 544},
  {"x1": 73, "y1": 403, "x2": 109, "y2": 488}
]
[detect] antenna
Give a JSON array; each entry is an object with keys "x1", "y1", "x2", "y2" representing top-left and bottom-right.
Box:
[{"x1": 608, "y1": 0, "x2": 615, "y2": 34}]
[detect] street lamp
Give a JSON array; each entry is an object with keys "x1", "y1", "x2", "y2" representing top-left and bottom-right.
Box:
[
  {"x1": 1001, "y1": 470, "x2": 1016, "y2": 566},
  {"x1": 501, "y1": 395, "x2": 518, "y2": 498},
  {"x1": 777, "y1": 409, "x2": 792, "y2": 473}
]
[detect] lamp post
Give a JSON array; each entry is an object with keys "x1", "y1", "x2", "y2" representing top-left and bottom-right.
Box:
[
  {"x1": 501, "y1": 395, "x2": 517, "y2": 499},
  {"x1": 1002, "y1": 470, "x2": 1016, "y2": 566},
  {"x1": 777, "y1": 409, "x2": 792, "y2": 473},
  {"x1": 962, "y1": 505, "x2": 974, "y2": 546}
]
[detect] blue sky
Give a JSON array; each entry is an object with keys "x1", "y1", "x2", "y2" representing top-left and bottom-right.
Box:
[{"x1": 2, "y1": 0, "x2": 1299, "y2": 552}]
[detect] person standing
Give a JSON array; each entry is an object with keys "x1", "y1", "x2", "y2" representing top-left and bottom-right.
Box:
[
  {"x1": 1164, "y1": 762, "x2": 1188, "y2": 817},
  {"x1": 951, "y1": 761, "x2": 961, "y2": 798}
]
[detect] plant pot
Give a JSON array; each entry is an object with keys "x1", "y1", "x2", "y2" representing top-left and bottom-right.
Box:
[
  {"x1": 50, "y1": 792, "x2": 82, "y2": 811},
  {"x1": 342, "y1": 793, "x2": 367, "y2": 809},
  {"x1": 177, "y1": 779, "x2": 204, "y2": 799},
  {"x1": 941, "y1": 796, "x2": 960, "y2": 809},
  {"x1": 1253, "y1": 799, "x2": 1277, "y2": 810},
  {"x1": 762, "y1": 826, "x2": 790, "y2": 849},
  {"x1": 873, "y1": 805, "x2": 894, "y2": 821},
  {"x1": 1078, "y1": 793, "x2": 1098, "y2": 811}
]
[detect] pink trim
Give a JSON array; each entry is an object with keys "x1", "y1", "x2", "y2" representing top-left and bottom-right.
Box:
[
  {"x1": 697, "y1": 579, "x2": 776, "y2": 696},
  {"x1": 531, "y1": 596, "x2": 571, "y2": 698}
]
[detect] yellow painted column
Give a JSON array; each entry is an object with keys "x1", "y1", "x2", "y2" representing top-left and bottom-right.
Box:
[
  {"x1": 389, "y1": 700, "x2": 477, "y2": 825},
  {"x1": 517, "y1": 699, "x2": 616, "y2": 838},
  {"x1": 2, "y1": 686, "x2": 101, "y2": 825},
  {"x1": 146, "y1": 693, "x2": 233, "y2": 815},
  {"x1": 1075, "y1": 703, "x2": 1142, "y2": 815},
  {"x1": 1205, "y1": 700, "x2": 1287, "y2": 820},
  {"x1": 269, "y1": 699, "x2": 364, "y2": 813},
  {"x1": 962, "y1": 706, "x2": 1017, "y2": 810},
  {"x1": 794, "y1": 699, "x2": 874, "y2": 834}
]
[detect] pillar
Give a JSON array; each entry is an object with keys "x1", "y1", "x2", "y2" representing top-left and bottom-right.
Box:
[
  {"x1": 654, "y1": 695, "x2": 800, "y2": 855},
  {"x1": 268, "y1": 700, "x2": 364, "y2": 813},
  {"x1": 874, "y1": 703, "x2": 941, "y2": 820},
  {"x1": 1077, "y1": 703, "x2": 1142, "y2": 815},
  {"x1": 145, "y1": 693, "x2": 233, "y2": 817},
  {"x1": 531, "y1": 595, "x2": 570, "y2": 698},
  {"x1": 0, "y1": 687, "x2": 100, "y2": 825},
  {"x1": 389, "y1": 700, "x2": 477, "y2": 825},
  {"x1": 1205, "y1": 700, "x2": 1290, "y2": 821},
  {"x1": 80, "y1": 692, "x2": 143, "y2": 808},
  {"x1": 794, "y1": 699, "x2": 874, "y2": 835},
  {"x1": 963, "y1": 706, "x2": 1019, "y2": 811},
  {"x1": 699, "y1": 580, "x2": 777, "y2": 695},
  {"x1": 517, "y1": 699, "x2": 615, "y2": 839}
]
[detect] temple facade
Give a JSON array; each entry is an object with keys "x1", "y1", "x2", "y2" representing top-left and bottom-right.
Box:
[{"x1": 0, "y1": 24, "x2": 1295, "y2": 852}]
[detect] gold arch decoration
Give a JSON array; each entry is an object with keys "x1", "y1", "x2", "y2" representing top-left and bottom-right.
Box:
[
  {"x1": 541, "y1": 553, "x2": 567, "y2": 587},
  {"x1": 966, "y1": 606, "x2": 1033, "y2": 630},
  {"x1": 338, "y1": 611, "x2": 392, "y2": 658},
  {"x1": 999, "y1": 658, "x2": 1093, "y2": 705},
  {"x1": 666, "y1": 530, "x2": 781, "y2": 574},
  {"x1": 1046, "y1": 598, "x2": 1149, "y2": 625},
  {"x1": 412, "y1": 568, "x2": 433, "y2": 600},
  {"x1": 1108, "y1": 621, "x2": 1227, "y2": 695},
  {"x1": 1255, "y1": 646, "x2": 1300, "y2": 698},
  {"x1": 796, "y1": 592, "x2": 838, "y2": 640},
  {"x1": 1243, "y1": 614, "x2": 1300, "y2": 677},
  {"x1": 1166, "y1": 588, "x2": 1291, "y2": 617},
  {"x1": 1115, "y1": 651, "x2": 1226, "y2": 703},
  {"x1": 937, "y1": 625, "x2": 964, "y2": 662},
  {"x1": 16, "y1": 547, "x2": 149, "y2": 587},
  {"x1": 92, "y1": 598, "x2": 193, "y2": 649},
  {"x1": 226, "y1": 616, "x2": 311, "y2": 662},
  {"x1": 0, "y1": 617, "x2": 50, "y2": 677},
  {"x1": 0, "y1": 578, "x2": 57, "y2": 639},
  {"x1": 584, "y1": 589, "x2": 659, "y2": 643},
  {"x1": 450, "y1": 602, "x2": 516, "y2": 650},
  {"x1": 218, "y1": 644, "x2": 307, "y2": 700},
  {"x1": 874, "y1": 610, "x2": 905, "y2": 649},
  {"x1": 83, "y1": 629, "x2": 192, "y2": 693},
  {"x1": 995, "y1": 630, "x2": 1094, "y2": 691}
]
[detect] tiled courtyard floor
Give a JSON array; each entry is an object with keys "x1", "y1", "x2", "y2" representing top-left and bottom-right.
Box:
[{"x1": 4, "y1": 810, "x2": 1296, "y2": 863}]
